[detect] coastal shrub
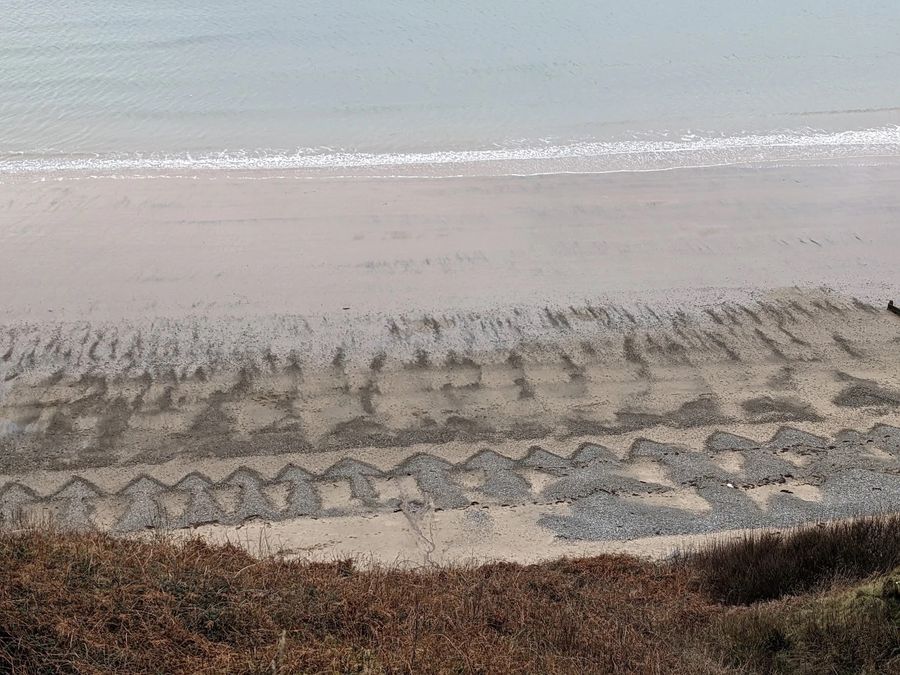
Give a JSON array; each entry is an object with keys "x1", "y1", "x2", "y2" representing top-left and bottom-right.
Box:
[
  {"x1": 0, "y1": 520, "x2": 897, "y2": 673},
  {"x1": 710, "y1": 569, "x2": 900, "y2": 673},
  {"x1": 676, "y1": 514, "x2": 900, "y2": 604}
]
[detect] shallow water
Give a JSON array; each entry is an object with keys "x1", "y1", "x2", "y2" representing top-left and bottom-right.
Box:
[{"x1": 2, "y1": 1, "x2": 900, "y2": 172}]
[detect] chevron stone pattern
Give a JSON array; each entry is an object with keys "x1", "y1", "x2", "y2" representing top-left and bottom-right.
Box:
[{"x1": 1, "y1": 424, "x2": 898, "y2": 541}]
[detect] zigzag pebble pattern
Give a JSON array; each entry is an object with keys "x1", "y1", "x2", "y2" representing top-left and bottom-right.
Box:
[{"x1": 0, "y1": 425, "x2": 897, "y2": 539}]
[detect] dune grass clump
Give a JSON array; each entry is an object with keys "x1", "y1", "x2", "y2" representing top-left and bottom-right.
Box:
[
  {"x1": 676, "y1": 513, "x2": 900, "y2": 605},
  {"x1": 710, "y1": 569, "x2": 900, "y2": 674}
]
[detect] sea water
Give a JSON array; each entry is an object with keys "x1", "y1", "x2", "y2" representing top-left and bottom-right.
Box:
[{"x1": 2, "y1": 0, "x2": 899, "y2": 174}]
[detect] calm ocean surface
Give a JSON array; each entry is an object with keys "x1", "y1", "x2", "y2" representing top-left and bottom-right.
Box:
[{"x1": 2, "y1": 0, "x2": 900, "y2": 173}]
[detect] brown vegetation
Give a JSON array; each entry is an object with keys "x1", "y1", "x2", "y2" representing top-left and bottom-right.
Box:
[
  {"x1": 0, "y1": 515, "x2": 898, "y2": 674},
  {"x1": 676, "y1": 514, "x2": 900, "y2": 604}
]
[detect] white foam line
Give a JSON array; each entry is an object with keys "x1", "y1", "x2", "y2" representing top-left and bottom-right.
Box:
[
  {"x1": 5, "y1": 152, "x2": 896, "y2": 186},
  {"x1": 2, "y1": 126, "x2": 899, "y2": 177}
]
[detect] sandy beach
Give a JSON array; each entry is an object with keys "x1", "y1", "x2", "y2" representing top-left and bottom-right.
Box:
[
  {"x1": 5, "y1": 6, "x2": 900, "y2": 671},
  {"x1": 3, "y1": 160, "x2": 900, "y2": 323},
  {"x1": 2, "y1": 160, "x2": 899, "y2": 562}
]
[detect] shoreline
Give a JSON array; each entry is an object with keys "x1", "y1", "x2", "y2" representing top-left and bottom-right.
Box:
[{"x1": 2, "y1": 124, "x2": 900, "y2": 179}]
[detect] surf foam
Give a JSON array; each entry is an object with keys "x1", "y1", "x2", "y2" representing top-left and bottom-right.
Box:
[{"x1": 2, "y1": 126, "x2": 899, "y2": 177}]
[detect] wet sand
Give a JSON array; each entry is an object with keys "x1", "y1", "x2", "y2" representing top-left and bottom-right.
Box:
[
  {"x1": 2, "y1": 160, "x2": 899, "y2": 323},
  {"x1": 1, "y1": 161, "x2": 899, "y2": 560}
]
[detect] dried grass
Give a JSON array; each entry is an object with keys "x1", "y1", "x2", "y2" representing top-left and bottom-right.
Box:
[
  {"x1": 1, "y1": 515, "x2": 898, "y2": 673},
  {"x1": 676, "y1": 513, "x2": 900, "y2": 604},
  {"x1": 0, "y1": 531, "x2": 713, "y2": 674}
]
